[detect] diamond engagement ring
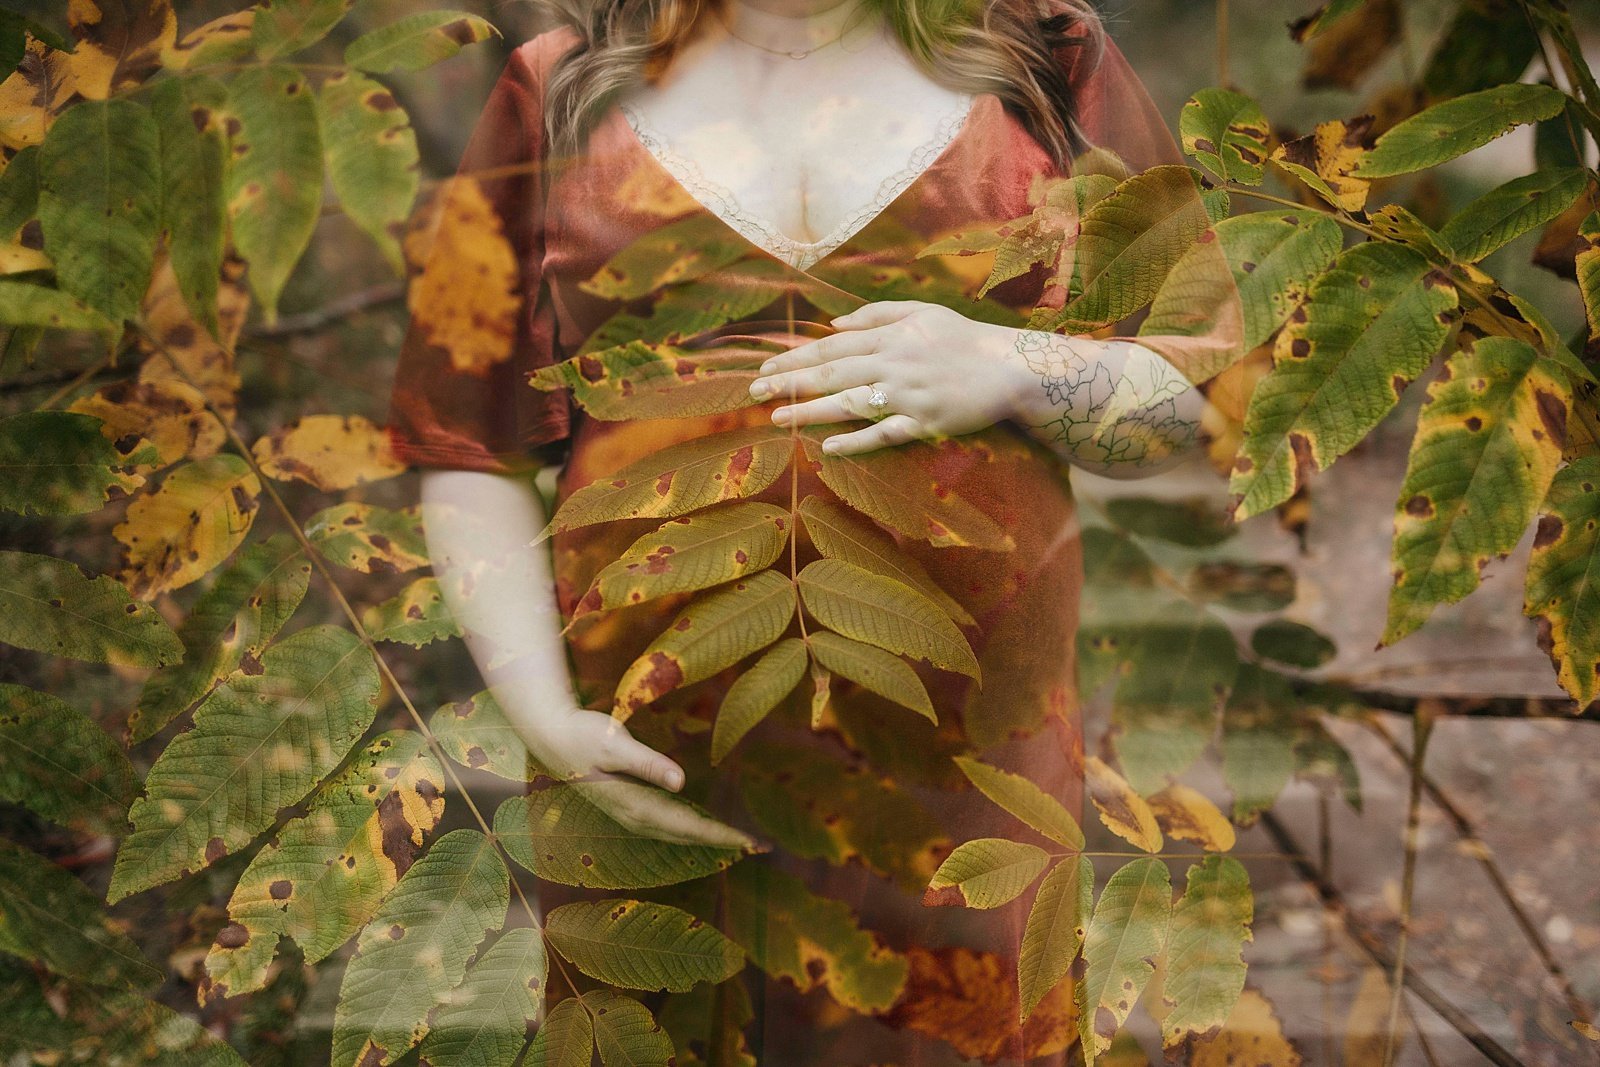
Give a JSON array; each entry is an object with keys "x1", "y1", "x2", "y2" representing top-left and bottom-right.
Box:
[{"x1": 866, "y1": 386, "x2": 890, "y2": 416}]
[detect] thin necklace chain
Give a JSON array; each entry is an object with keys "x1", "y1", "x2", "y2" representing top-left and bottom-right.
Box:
[{"x1": 711, "y1": 3, "x2": 855, "y2": 60}]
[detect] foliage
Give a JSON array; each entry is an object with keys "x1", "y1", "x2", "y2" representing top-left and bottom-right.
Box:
[{"x1": 0, "y1": 0, "x2": 1594, "y2": 1064}]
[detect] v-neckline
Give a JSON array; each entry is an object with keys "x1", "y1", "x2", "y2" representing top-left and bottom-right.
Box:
[{"x1": 611, "y1": 92, "x2": 988, "y2": 272}]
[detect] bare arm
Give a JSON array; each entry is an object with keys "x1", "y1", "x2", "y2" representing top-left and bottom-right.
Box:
[
  {"x1": 1004, "y1": 330, "x2": 1206, "y2": 479},
  {"x1": 419, "y1": 468, "x2": 684, "y2": 790}
]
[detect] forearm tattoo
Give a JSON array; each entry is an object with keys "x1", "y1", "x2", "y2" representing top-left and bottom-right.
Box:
[{"x1": 1014, "y1": 330, "x2": 1200, "y2": 469}]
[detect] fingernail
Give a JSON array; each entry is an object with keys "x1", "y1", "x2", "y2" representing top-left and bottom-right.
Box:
[
  {"x1": 667, "y1": 769, "x2": 684, "y2": 790},
  {"x1": 821, "y1": 439, "x2": 839, "y2": 455},
  {"x1": 772, "y1": 407, "x2": 791, "y2": 425},
  {"x1": 759, "y1": 361, "x2": 777, "y2": 374},
  {"x1": 749, "y1": 379, "x2": 770, "y2": 399}
]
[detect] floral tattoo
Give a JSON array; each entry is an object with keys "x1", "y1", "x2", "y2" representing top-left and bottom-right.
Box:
[{"x1": 1014, "y1": 330, "x2": 1200, "y2": 469}]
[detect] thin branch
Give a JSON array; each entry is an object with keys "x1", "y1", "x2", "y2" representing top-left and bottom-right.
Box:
[{"x1": 1382, "y1": 708, "x2": 1432, "y2": 1067}]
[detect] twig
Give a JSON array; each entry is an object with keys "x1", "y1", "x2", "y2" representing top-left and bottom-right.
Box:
[{"x1": 1382, "y1": 708, "x2": 1432, "y2": 1066}]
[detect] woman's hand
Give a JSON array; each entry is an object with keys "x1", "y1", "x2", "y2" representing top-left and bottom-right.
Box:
[{"x1": 748, "y1": 300, "x2": 1029, "y2": 456}]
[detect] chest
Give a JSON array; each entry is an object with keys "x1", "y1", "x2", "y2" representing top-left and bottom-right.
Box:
[{"x1": 614, "y1": 38, "x2": 976, "y2": 251}]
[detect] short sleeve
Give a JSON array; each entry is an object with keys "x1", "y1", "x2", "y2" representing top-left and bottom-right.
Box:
[{"x1": 386, "y1": 36, "x2": 571, "y2": 474}]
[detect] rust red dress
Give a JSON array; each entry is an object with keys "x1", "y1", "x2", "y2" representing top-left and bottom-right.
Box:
[{"x1": 388, "y1": 12, "x2": 1213, "y2": 1064}]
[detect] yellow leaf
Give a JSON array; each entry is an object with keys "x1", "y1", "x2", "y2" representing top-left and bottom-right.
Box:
[
  {"x1": 137, "y1": 252, "x2": 247, "y2": 420},
  {"x1": 114, "y1": 454, "x2": 260, "y2": 598},
  {"x1": 1342, "y1": 967, "x2": 1394, "y2": 1066},
  {"x1": 69, "y1": 378, "x2": 225, "y2": 469},
  {"x1": 1085, "y1": 756, "x2": 1163, "y2": 853},
  {"x1": 808, "y1": 630, "x2": 936, "y2": 723},
  {"x1": 1269, "y1": 116, "x2": 1375, "y2": 212},
  {"x1": 797, "y1": 558, "x2": 979, "y2": 680},
  {"x1": 252, "y1": 414, "x2": 404, "y2": 492},
  {"x1": 66, "y1": 0, "x2": 177, "y2": 99},
  {"x1": 1147, "y1": 782, "x2": 1237, "y2": 852},
  {"x1": 1189, "y1": 988, "x2": 1302, "y2": 1066},
  {"x1": 402, "y1": 174, "x2": 520, "y2": 374}
]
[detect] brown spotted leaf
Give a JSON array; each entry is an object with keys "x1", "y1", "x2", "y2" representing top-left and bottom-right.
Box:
[
  {"x1": 0, "y1": 410, "x2": 151, "y2": 516},
  {"x1": 531, "y1": 340, "x2": 765, "y2": 422},
  {"x1": 403, "y1": 173, "x2": 520, "y2": 374},
  {"x1": 1076, "y1": 857, "x2": 1173, "y2": 1063},
  {"x1": 1188, "y1": 988, "x2": 1302, "y2": 1065},
  {"x1": 253, "y1": 413, "x2": 404, "y2": 492},
  {"x1": 201, "y1": 730, "x2": 445, "y2": 1002},
  {"x1": 0, "y1": 550, "x2": 182, "y2": 668},
  {"x1": 362, "y1": 575, "x2": 459, "y2": 647},
  {"x1": 69, "y1": 378, "x2": 225, "y2": 470},
  {"x1": 543, "y1": 425, "x2": 793, "y2": 542},
  {"x1": 109, "y1": 625, "x2": 382, "y2": 902},
  {"x1": 415, "y1": 927, "x2": 546, "y2": 1067},
  {"x1": 1146, "y1": 783, "x2": 1237, "y2": 852},
  {"x1": 136, "y1": 251, "x2": 248, "y2": 419},
  {"x1": 345, "y1": 11, "x2": 499, "y2": 74},
  {"x1": 574, "y1": 501, "x2": 790, "y2": 620},
  {"x1": 318, "y1": 70, "x2": 419, "y2": 275},
  {"x1": 331, "y1": 828, "x2": 509, "y2": 1067},
  {"x1": 1085, "y1": 756, "x2": 1163, "y2": 853},
  {"x1": 586, "y1": 988, "x2": 678, "y2": 1067},
  {"x1": 429, "y1": 688, "x2": 547, "y2": 781},
  {"x1": 1230, "y1": 242, "x2": 1457, "y2": 521},
  {"x1": 114, "y1": 453, "x2": 261, "y2": 599},
  {"x1": 306, "y1": 502, "x2": 430, "y2": 574},
  {"x1": 613, "y1": 569, "x2": 796, "y2": 719},
  {"x1": 130, "y1": 533, "x2": 310, "y2": 743},
  {"x1": 1524, "y1": 456, "x2": 1600, "y2": 709},
  {"x1": 880, "y1": 943, "x2": 1078, "y2": 1061},
  {"x1": 1160, "y1": 856, "x2": 1252, "y2": 1050},
  {"x1": 65, "y1": 0, "x2": 176, "y2": 100},
  {"x1": 1386, "y1": 336, "x2": 1568, "y2": 644},
  {"x1": 1180, "y1": 89, "x2": 1270, "y2": 185},
  {"x1": 1019, "y1": 855, "x2": 1094, "y2": 1024},
  {"x1": 1268, "y1": 115, "x2": 1375, "y2": 212},
  {"x1": 159, "y1": 9, "x2": 255, "y2": 70}
]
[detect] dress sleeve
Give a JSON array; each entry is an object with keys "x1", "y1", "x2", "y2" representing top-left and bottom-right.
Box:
[{"x1": 385, "y1": 36, "x2": 572, "y2": 474}]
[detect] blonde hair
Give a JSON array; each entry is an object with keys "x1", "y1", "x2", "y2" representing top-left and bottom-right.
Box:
[{"x1": 538, "y1": 0, "x2": 1106, "y2": 168}]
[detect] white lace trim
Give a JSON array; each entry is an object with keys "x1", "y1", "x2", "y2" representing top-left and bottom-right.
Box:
[{"x1": 619, "y1": 93, "x2": 978, "y2": 271}]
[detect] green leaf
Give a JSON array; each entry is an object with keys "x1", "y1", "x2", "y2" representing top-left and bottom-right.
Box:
[
  {"x1": 131, "y1": 534, "x2": 310, "y2": 743},
  {"x1": 797, "y1": 558, "x2": 979, "y2": 679},
  {"x1": 614, "y1": 569, "x2": 796, "y2": 718},
  {"x1": 1179, "y1": 88, "x2": 1270, "y2": 184},
  {"x1": 0, "y1": 684, "x2": 137, "y2": 835},
  {"x1": 494, "y1": 780, "x2": 748, "y2": 889},
  {"x1": 110, "y1": 625, "x2": 381, "y2": 901},
  {"x1": 0, "y1": 838, "x2": 162, "y2": 989},
  {"x1": 415, "y1": 927, "x2": 545, "y2": 1067},
  {"x1": 1018, "y1": 855, "x2": 1093, "y2": 1023},
  {"x1": 953, "y1": 755, "x2": 1084, "y2": 849},
  {"x1": 151, "y1": 74, "x2": 229, "y2": 338},
  {"x1": 332, "y1": 828, "x2": 510, "y2": 1067},
  {"x1": 545, "y1": 898, "x2": 744, "y2": 993},
  {"x1": 1250, "y1": 618, "x2": 1337, "y2": 669},
  {"x1": 711, "y1": 636, "x2": 807, "y2": 763},
  {"x1": 363, "y1": 575, "x2": 460, "y2": 647},
  {"x1": 720, "y1": 860, "x2": 906, "y2": 1013},
  {"x1": 578, "y1": 261, "x2": 792, "y2": 354},
  {"x1": 797, "y1": 496, "x2": 974, "y2": 624},
  {"x1": 1230, "y1": 242, "x2": 1458, "y2": 520},
  {"x1": 923, "y1": 838, "x2": 1049, "y2": 908},
  {"x1": 1220, "y1": 665, "x2": 1299, "y2": 824},
  {"x1": 1290, "y1": 0, "x2": 1367, "y2": 39},
  {"x1": 659, "y1": 979, "x2": 757, "y2": 1067},
  {"x1": 318, "y1": 70, "x2": 419, "y2": 275},
  {"x1": 1525, "y1": 456, "x2": 1600, "y2": 708},
  {"x1": 0, "y1": 411, "x2": 147, "y2": 516},
  {"x1": 38, "y1": 98, "x2": 161, "y2": 324},
  {"x1": 346, "y1": 12, "x2": 499, "y2": 74},
  {"x1": 542, "y1": 426, "x2": 792, "y2": 542},
  {"x1": 1159, "y1": 856, "x2": 1252, "y2": 1049},
  {"x1": 253, "y1": 0, "x2": 354, "y2": 59},
  {"x1": 1076, "y1": 856, "x2": 1173, "y2": 1063},
  {"x1": 524, "y1": 997, "x2": 595, "y2": 1067},
  {"x1": 1576, "y1": 210, "x2": 1600, "y2": 343},
  {"x1": 1047, "y1": 165, "x2": 1214, "y2": 331},
  {"x1": 201, "y1": 731, "x2": 445, "y2": 1002},
  {"x1": 1386, "y1": 335, "x2": 1568, "y2": 643},
  {"x1": 1352, "y1": 82, "x2": 1569, "y2": 178},
  {"x1": 0, "y1": 144, "x2": 37, "y2": 237},
  {"x1": 800, "y1": 432, "x2": 1014, "y2": 551},
  {"x1": 226, "y1": 64, "x2": 323, "y2": 325},
  {"x1": 429, "y1": 689, "x2": 545, "y2": 781},
  {"x1": 808, "y1": 630, "x2": 936, "y2": 722},
  {"x1": 575, "y1": 501, "x2": 790, "y2": 619},
  {"x1": 0, "y1": 280, "x2": 115, "y2": 339},
  {"x1": 1420, "y1": 0, "x2": 1540, "y2": 98},
  {"x1": 1439, "y1": 167, "x2": 1588, "y2": 264},
  {"x1": 306, "y1": 501, "x2": 430, "y2": 574},
  {"x1": 532, "y1": 340, "x2": 764, "y2": 422},
  {"x1": 0, "y1": 550, "x2": 181, "y2": 667},
  {"x1": 587, "y1": 989, "x2": 678, "y2": 1067},
  {"x1": 1215, "y1": 210, "x2": 1342, "y2": 353},
  {"x1": 1108, "y1": 614, "x2": 1237, "y2": 793}
]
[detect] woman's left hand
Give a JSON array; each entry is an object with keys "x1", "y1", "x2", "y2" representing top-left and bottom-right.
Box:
[{"x1": 747, "y1": 300, "x2": 1027, "y2": 456}]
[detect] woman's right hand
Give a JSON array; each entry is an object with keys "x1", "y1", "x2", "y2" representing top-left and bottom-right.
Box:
[{"x1": 514, "y1": 701, "x2": 760, "y2": 851}]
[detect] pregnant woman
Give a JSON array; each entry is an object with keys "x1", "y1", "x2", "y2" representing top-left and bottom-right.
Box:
[{"x1": 389, "y1": 0, "x2": 1241, "y2": 1060}]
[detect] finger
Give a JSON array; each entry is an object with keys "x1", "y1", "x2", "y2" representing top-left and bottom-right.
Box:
[
  {"x1": 752, "y1": 354, "x2": 881, "y2": 401},
  {"x1": 756, "y1": 326, "x2": 890, "y2": 376},
  {"x1": 588, "y1": 781, "x2": 761, "y2": 850},
  {"x1": 830, "y1": 300, "x2": 929, "y2": 332},
  {"x1": 598, "y1": 732, "x2": 686, "y2": 792},
  {"x1": 820, "y1": 414, "x2": 924, "y2": 456},
  {"x1": 774, "y1": 384, "x2": 886, "y2": 427}
]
